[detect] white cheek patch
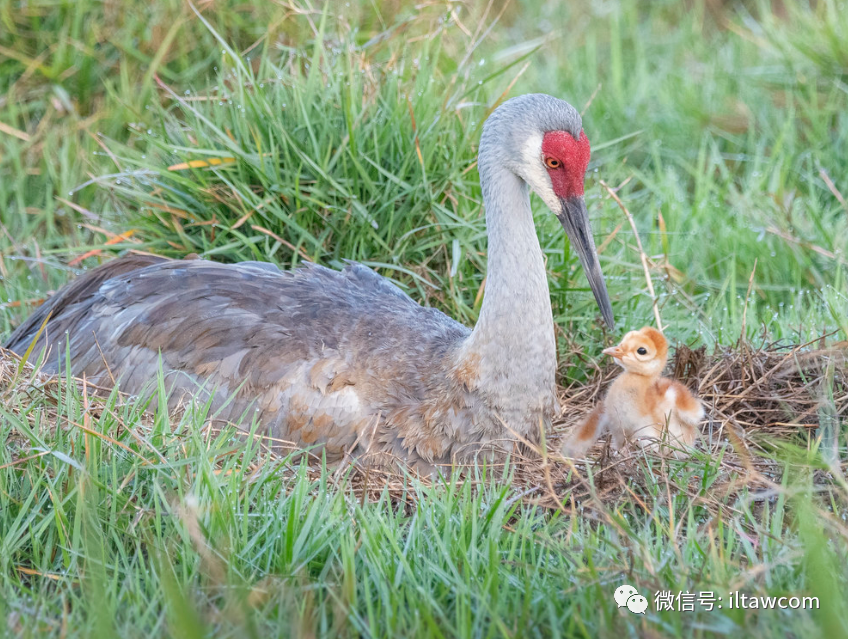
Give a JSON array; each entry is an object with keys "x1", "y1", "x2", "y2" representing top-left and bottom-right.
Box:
[
  {"x1": 520, "y1": 132, "x2": 558, "y2": 210},
  {"x1": 520, "y1": 130, "x2": 543, "y2": 166}
]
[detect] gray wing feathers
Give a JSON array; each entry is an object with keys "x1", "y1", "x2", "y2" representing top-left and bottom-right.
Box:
[
  {"x1": 4, "y1": 256, "x2": 472, "y2": 463},
  {"x1": 3, "y1": 253, "x2": 168, "y2": 353}
]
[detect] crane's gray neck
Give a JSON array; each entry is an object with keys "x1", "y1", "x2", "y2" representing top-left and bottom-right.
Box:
[{"x1": 457, "y1": 157, "x2": 557, "y2": 425}]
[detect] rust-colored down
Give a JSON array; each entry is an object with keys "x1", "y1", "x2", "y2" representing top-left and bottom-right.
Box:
[
  {"x1": 4, "y1": 94, "x2": 616, "y2": 473},
  {"x1": 562, "y1": 327, "x2": 704, "y2": 459}
]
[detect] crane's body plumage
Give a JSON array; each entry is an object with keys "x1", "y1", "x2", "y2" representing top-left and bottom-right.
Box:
[{"x1": 4, "y1": 94, "x2": 613, "y2": 472}]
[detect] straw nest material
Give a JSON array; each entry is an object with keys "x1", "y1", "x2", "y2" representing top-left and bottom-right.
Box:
[{"x1": 2, "y1": 337, "x2": 846, "y2": 512}]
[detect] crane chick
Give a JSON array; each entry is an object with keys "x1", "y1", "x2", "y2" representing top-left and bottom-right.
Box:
[{"x1": 561, "y1": 327, "x2": 704, "y2": 458}]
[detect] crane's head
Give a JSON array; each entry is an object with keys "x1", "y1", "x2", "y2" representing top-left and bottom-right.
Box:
[
  {"x1": 602, "y1": 326, "x2": 668, "y2": 376},
  {"x1": 481, "y1": 93, "x2": 614, "y2": 328}
]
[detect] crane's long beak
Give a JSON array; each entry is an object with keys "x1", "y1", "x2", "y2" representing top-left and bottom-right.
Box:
[{"x1": 556, "y1": 195, "x2": 615, "y2": 329}]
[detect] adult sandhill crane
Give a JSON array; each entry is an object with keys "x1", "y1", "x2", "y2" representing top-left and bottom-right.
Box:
[{"x1": 5, "y1": 93, "x2": 613, "y2": 473}]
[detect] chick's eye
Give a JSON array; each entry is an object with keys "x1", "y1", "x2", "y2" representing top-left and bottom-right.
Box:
[
  {"x1": 637, "y1": 347, "x2": 648, "y2": 355},
  {"x1": 544, "y1": 157, "x2": 561, "y2": 169}
]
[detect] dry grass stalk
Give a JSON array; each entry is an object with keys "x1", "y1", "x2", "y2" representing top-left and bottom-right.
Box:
[
  {"x1": 2, "y1": 337, "x2": 846, "y2": 514},
  {"x1": 599, "y1": 179, "x2": 664, "y2": 332}
]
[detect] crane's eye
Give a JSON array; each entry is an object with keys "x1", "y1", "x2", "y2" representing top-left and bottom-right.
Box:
[
  {"x1": 544, "y1": 157, "x2": 561, "y2": 169},
  {"x1": 636, "y1": 347, "x2": 648, "y2": 356}
]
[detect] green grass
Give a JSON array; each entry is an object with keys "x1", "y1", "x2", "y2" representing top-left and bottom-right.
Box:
[
  {"x1": 1, "y1": 364, "x2": 845, "y2": 638},
  {"x1": 1, "y1": 0, "x2": 847, "y2": 636}
]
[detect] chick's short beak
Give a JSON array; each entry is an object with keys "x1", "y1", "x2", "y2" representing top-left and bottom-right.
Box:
[
  {"x1": 602, "y1": 346, "x2": 624, "y2": 359},
  {"x1": 556, "y1": 195, "x2": 615, "y2": 329}
]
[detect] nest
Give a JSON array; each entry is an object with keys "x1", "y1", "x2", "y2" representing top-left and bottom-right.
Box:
[
  {"x1": 555, "y1": 336, "x2": 847, "y2": 444},
  {"x1": 510, "y1": 336, "x2": 848, "y2": 512},
  {"x1": 2, "y1": 338, "x2": 846, "y2": 514}
]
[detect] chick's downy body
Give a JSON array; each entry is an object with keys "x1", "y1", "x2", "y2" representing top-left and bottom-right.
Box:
[{"x1": 562, "y1": 327, "x2": 704, "y2": 458}]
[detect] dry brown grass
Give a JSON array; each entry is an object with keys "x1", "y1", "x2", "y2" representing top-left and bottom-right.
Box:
[
  {"x1": 3, "y1": 337, "x2": 846, "y2": 514},
  {"x1": 526, "y1": 336, "x2": 848, "y2": 512}
]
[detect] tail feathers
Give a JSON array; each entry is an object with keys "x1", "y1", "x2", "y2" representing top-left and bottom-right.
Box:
[
  {"x1": 561, "y1": 406, "x2": 608, "y2": 458},
  {"x1": 668, "y1": 381, "x2": 705, "y2": 426},
  {"x1": 656, "y1": 381, "x2": 704, "y2": 454},
  {"x1": 673, "y1": 405, "x2": 705, "y2": 429},
  {"x1": 4, "y1": 253, "x2": 167, "y2": 353}
]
